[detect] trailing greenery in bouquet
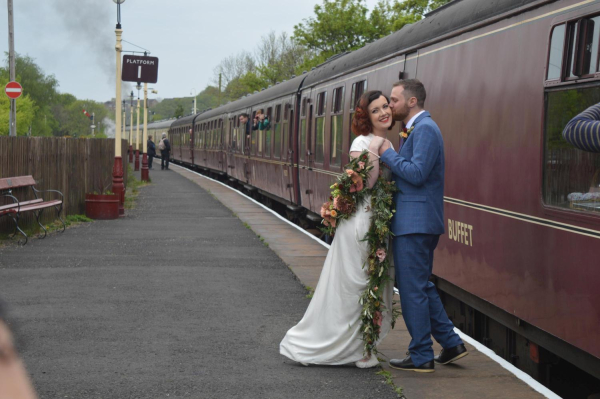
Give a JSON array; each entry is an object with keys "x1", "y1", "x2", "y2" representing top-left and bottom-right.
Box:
[
  {"x1": 359, "y1": 173, "x2": 400, "y2": 356},
  {"x1": 319, "y1": 149, "x2": 399, "y2": 355}
]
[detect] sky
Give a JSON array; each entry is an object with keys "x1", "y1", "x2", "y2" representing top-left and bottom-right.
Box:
[{"x1": 0, "y1": 0, "x2": 382, "y2": 103}]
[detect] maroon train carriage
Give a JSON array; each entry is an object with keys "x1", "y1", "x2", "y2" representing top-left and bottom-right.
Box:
[{"x1": 167, "y1": 0, "x2": 600, "y2": 392}]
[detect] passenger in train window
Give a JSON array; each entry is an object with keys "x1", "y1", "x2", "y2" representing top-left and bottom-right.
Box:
[
  {"x1": 239, "y1": 113, "x2": 252, "y2": 150},
  {"x1": 560, "y1": 101, "x2": 600, "y2": 207}
]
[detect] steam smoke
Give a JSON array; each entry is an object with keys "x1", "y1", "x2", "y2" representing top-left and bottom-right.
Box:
[
  {"x1": 53, "y1": 0, "x2": 132, "y2": 99},
  {"x1": 103, "y1": 117, "x2": 116, "y2": 138}
]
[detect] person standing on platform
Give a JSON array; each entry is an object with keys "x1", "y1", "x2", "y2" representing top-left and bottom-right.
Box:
[
  {"x1": 159, "y1": 132, "x2": 171, "y2": 170},
  {"x1": 378, "y1": 79, "x2": 468, "y2": 373},
  {"x1": 147, "y1": 135, "x2": 156, "y2": 170}
]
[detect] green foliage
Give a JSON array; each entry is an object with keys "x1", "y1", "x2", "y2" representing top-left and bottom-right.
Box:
[
  {"x1": 293, "y1": 0, "x2": 374, "y2": 56},
  {"x1": 0, "y1": 74, "x2": 37, "y2": 136},
  {"x1": 210, "y1": 0, "x2": 451, "y2": 103},
  {"x1": 1, "y1": 54, "x2": 111, "y2": 137}
]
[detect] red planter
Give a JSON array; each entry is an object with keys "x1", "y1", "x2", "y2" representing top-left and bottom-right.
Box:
[{"x1": 85, "y1": 194, "x2": 119, "y2": 220}]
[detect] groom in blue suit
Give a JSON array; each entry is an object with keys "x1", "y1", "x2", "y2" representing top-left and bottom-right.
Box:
[{"x1": 378, "y1": 80, "x2": 467, "y2": 372}]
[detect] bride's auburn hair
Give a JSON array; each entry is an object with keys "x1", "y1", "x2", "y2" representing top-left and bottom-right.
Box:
[{"x1": 351, "y1": 90, "x2": 391, "y2": 136}]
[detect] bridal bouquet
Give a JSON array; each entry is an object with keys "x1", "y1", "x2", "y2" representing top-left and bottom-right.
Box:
[
  {"x1": 320, "y1": 151, "x2": 372, "y2": 236},
  {"x1": 320, "y1": 150, "x2": 399, "y2": 355}
]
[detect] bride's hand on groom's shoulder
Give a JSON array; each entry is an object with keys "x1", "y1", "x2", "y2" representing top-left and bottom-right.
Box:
[
  {"x1": 370, "y1": 136, "x2": 385, "y2": 149},
  {"x1": 379, "y1": 140, "x2": 392, "y2": 156}
]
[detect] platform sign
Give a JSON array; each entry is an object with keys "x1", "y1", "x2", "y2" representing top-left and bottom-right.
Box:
[
  {"x1": 122, "y1": 55, "x2": 159, "y2": 83},
  {"x1": 5, "y1": 81, "x2": 22, "y2": 99}
]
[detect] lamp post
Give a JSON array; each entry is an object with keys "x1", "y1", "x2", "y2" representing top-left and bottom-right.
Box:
[
  {"x1": 112, "y1": 0, "x2": 126, "y2": 216},
  {"x1": 191, "y1": 88, "x2": 197, "y2": 115},
  {"x1": 129, "y1": 91, "x2": 134, "y2": 163},
  {"x1": 122, "y1": 100, "x2": 126, "y2": 144},
  {"x1": 141, "y1": 83, "x2": 153, "y2": 182},
  {"x1": 135, "y1": 83, "x2": 141, "y2": 172}
]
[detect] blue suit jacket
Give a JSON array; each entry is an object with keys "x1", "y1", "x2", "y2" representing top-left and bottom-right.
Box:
[{"x1": 380, "y1": 111, "x2": 445, "y2": 236}]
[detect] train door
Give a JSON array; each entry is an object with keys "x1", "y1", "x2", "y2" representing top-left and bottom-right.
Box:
[
  {"x1": 297, "y1": 91, "x2": 315, "y2": 210},
  {"x1": 218, "y1": 119, "x2": 226, "y2": 174}
]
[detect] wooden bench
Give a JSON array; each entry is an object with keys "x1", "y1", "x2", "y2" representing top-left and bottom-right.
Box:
[{"x1": 0, "y1": 176, "x2": 65, "y2": 245}]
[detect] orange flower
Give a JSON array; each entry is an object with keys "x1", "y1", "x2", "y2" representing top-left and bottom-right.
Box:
[{"x1": 330, "y1": 209, "x2": 338, "y2": 217}]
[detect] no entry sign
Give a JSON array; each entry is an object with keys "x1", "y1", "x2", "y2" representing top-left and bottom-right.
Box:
[
  {"x1": 122, "y1": 55, "x2": 159, "y2": 83},
  {"x1": 5, "y1": 81, "x2": 22, "y2": 99}
]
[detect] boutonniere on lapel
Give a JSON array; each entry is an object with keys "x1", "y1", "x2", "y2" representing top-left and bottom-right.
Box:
[{"x1": 400, "y1": 126, "x2": 415, "y2": 139}]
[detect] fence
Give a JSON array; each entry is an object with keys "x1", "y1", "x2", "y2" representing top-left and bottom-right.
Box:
[{"x1": 0, "y1": 137, "x2": 128, "y2": 234}]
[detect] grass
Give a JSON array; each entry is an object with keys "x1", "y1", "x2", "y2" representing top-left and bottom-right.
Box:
[
  {"x1": 376, "y1": 369, "x2": 405, "y2": 398},
  {"x1": 304, "y1": 285, "x2": 315, "y2": 299},
  {"x1": 125, "y1": 164, "x2": 150, "y2": 209},
  {"x1": 0, "y1": 214, "x2": 93, "y2": 245}
]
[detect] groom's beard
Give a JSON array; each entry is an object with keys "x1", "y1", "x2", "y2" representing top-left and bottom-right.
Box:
[{"x1": 392, "y1": 104, "x2": 410, "y2": 122}]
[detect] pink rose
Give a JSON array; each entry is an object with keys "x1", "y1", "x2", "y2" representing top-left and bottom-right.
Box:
[
  {"x1": 346, "y1": 169, "x2": 354, "y2": 177},
  {"x1": 376, "y1": 248, "x2": 386, "y2": 263},
  {"x1": 358, "y1": 161, "x2": 365, "y2": 170}
]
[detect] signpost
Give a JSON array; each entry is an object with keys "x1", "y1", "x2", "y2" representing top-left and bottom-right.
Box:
[
  {"x1": 122, "y1": 54, "x2": 159, "y2": 182},
  {"x1": 122, "y1": 55, "x2": 159, "y2": 83},
  {"x1": 5, "y1": 81, "x2": 22, "y2": 99}
]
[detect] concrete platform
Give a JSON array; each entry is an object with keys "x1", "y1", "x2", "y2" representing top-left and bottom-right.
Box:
[
  {"x1": 0, "y1": 165, "x2": 394, "y2": 399},
  {"x1": 171, "y1": 165, "x2": 554, "y2": 399}
]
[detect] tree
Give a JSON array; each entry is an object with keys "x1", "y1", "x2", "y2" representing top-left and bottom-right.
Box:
[
  {"x1": 0, "y1": 76, "x2": 37, "y2": 136},
  {"x1": 293, "y1": 0, "x2": 374, "y2": 58},
  {"x1": 1, "y1": 53, "x2": 59, "y2": 136},
  {"x1": 174, "y1": 104, "x2": 185, "y2": 119}
]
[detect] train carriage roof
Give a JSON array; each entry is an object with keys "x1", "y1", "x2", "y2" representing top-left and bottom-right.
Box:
[
  {"x1": 147, "y1": 119, "x2": 177, "y2": 130},
  {"x1": 303, "y1": 0, "x2": 545, "y2": 87},
  {"x1": 170, "y1": 114, "x2": 196, "y2": 128}
]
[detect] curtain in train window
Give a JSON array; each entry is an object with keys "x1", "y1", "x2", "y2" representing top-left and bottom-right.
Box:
[
  {"x1": 282, "y1": 104, "x2": 290, "y2": 160},
  {"x1": 300, "y1": 119, "x2": 307, "y2": 162},
  {"x1": 315, "y1": 92, "x2": 327, "y2": 164},
  {"x1": 330, "y1": 87, "x2": 345, "y2": 166},
  {"x1": 315, "y1": 117, "x2": 325, "y2": 163},
  {"x1": 274, "y1": 105, "x2": 282, "y2": 159},
  {"x1": 543, "y1": 85, "x2": 600, "y2": 213},
  {"x1": 264, "y1": 107, "x2": 272, "y2": 157},
  {"x1": 330, "y1": 115, "x2": 343, "y2": 166}
]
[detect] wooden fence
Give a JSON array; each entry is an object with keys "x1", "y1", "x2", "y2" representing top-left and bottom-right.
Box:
[{"x1": 0, "y1": 137, "x2": 128, "y2": 234}]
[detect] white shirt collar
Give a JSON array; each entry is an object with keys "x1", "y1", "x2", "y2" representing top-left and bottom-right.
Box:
[{"x1": 405, "y1": 110, "x2": 426, "y2": 130}]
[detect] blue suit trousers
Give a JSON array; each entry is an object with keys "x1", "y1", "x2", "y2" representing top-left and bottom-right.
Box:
[{"x1": 393, "y1": 234, "x2": 463, "y2": 366}]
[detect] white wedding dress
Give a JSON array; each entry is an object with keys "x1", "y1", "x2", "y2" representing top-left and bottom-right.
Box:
[{"x1": 280, "y1": 134, "x2": 395, "y2": 365}]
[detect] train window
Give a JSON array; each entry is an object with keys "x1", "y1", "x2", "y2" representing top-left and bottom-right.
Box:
[
  {"x1": 543, "y1": 84, "x2": 600, "y2": 214},
  {"x1": 265, "y1": 108, "x2": 272, "y2": 158},
  {"x1": 547, "y1": 24, "x2": 566, "y2": 80},
  {"x1": 316, "y1": 92, "x2": 327, "y2": 116},
  {"x1": 300, "y1": 119, "x2": 307, "y2": 162},
  {"x1": 282, "y1": 105, "x2": 290, "y2": 158},
  {"x1": 350, "y1": 80, "x2": 367, "y2": 110},
  {"x1": 566, "y1": 17, "x2": 600, "y2": 79},
  {"x1": 315, "y1": 91, "x2": 327, "y2": 163},
  {"x1": 332, "y1": 86, "x2": 345, "y2": 113},
  {"x1": 275, "y1": 105, "x2": 282, "y2": 123},
  {"x1": 315, "y1": 116, "x2": 325, "y2": 164},
  {"x1": 330, "y1": 87, "x2": 345, "y2": 167},
  {"x1": 301, "y1": 98, "x2": 307, "y2": 117}
]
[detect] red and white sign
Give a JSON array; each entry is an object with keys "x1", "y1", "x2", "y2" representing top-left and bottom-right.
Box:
[{"x1": 5, "y1": 81, "x2": 22, "y2": 99}]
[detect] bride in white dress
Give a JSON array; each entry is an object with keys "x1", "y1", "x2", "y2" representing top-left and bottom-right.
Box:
[{"x1": 280, "y1": 91, "x2": 395, "y2": 368}]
